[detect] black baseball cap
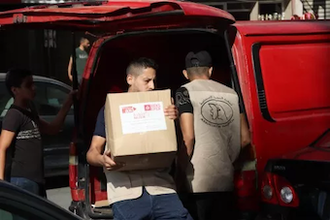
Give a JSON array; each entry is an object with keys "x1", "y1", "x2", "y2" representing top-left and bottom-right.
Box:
[{"x1": 185, "y1": 51, "x2": 212, "y2": 69}]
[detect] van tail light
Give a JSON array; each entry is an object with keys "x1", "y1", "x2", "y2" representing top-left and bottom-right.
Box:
[
  {"x1": 69, "y1": 141, "x2": 84, "y2": 202},
  {"x1": 234, "y1": 160, "x2": 259, "y2": 212},
  {"x1": 69, "y1": 130, "x2": 86, "y2": 202},
  {"x1": 69, "y1": 141, "x2": 78, "y2": 189},
  {"x1": 261, "y1": 172, "x2": 299, "y2": 207}
]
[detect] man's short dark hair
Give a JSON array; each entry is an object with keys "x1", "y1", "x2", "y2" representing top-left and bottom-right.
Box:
[
  {"x1": 5, "y1": 68, "x2": 33, "y2": 97},
  {"x1": 187, "y1": 66, "x2": 210, "y2": 76},
  {"x1": 126, "y1": 57, "x2": 158, "y2": 76},
  {"x1": 80, "y1": 37, "x2": 89, "y2": 44}
]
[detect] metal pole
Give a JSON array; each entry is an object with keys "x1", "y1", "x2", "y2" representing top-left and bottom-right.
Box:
[{"x1": 71, "y1": 32, "x2": 79, "y2": 127}]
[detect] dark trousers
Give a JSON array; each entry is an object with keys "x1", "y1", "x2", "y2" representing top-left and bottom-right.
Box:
[
  {"x1": 180, "y1": 191, "x2": 236, "y2": 220},
  {"x1": 112, "y1": 187, "x2": 194, "y2": 220}
]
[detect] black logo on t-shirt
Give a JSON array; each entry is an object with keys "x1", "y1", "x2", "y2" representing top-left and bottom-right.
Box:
[{"x1": 201, "y1": 96, "x2": 234, "y2": 127}]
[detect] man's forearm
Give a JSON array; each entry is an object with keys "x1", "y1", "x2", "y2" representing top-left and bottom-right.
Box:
[
  {"x1": 68, "y1": 57, "x2": 73, "y2": 81},
  {"x1": 186, "y1": 139, "x2": 194, "y2": 158},
  {"x1": 87, "y1": 149, "x2": 104, "y2": 167},
  {"x1": 68, "y1": 73, "x2": 73, "y2": 82},
  {"x1": 48, "y1": 98, "x2": 73, "y2": 134},
  {"x1": 240, "y1": 114, "x2": 251, "y2": 148},
  {"x1": 0, "y1": 150, "x2": 6, "y2": 180},
  {"x1": 177, "y1": 139, "x2": 194, "y2": 172},
  {"x1": 68, "y1": 69, "x2": 73, "y2": 81}
]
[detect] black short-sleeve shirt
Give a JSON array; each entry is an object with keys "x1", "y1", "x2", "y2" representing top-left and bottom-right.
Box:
[
  {"x1": 175, "y1": 87, "x2": 243, "y2": 115},
  {"x1": 2, "y1": 102, "x2": 43, "y2": 184},
  {"x1": 175, "y1": 87, "x2": 193, "y2": 116}
]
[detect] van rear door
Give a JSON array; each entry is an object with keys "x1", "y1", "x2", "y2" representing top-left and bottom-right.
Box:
[
  {"x1": 0, "y1": 2, "x2": 236, "y2": 219},
  {"x1": 232, "y1": 20, "x2": 330, "y2": 180},
  {"x1": 0, "y1": 1, "x2": 234, "y2": 31}
]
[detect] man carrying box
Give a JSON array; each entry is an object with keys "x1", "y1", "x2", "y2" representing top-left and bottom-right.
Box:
[{"x1": 86, "y1": 57, "x2": 193, "y2": 220}]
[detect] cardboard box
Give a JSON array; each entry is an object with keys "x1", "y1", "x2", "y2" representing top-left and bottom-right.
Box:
[{"x1": 104, "y1": 89, "x2": 177, "y2": 171}]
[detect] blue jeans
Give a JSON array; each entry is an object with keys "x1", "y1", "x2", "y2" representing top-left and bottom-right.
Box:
[
  {"x1": 10, "y1": 177, "x2": 46, "y2": 198},
  {"x1": 112, "y1": 187, "x2": 193, "y2": 220}
]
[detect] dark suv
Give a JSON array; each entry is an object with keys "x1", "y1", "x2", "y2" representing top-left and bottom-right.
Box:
[{"x1": 0, "y1": 73, "x2": 74, "y2": 177}]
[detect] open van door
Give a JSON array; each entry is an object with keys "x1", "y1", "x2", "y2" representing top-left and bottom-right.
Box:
[
  {"x1": 0, "y1": 1, "x2": 238, "y2": 219},
  {"x1": 0, "y1": 1, "x2": 234, "y2": 31}
]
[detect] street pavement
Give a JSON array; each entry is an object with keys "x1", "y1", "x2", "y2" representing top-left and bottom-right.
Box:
[
  {"x1": 46, "y1": 176, "x2": 72, "y2": 210},
  {"x1": 47, "y1": 186, "x2": 71, "y2": 210}
]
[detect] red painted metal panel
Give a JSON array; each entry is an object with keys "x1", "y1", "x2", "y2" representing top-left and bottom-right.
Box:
[
  {"x1": 0, "y1": 0, "x2": 234, "y2": 28},
  {"x1": 233, "y1": 28, "x2": 330, "y2": 189},
  {"x1": 71, "y1": 188, "x2": 85, "y2": 202},
  {"x1": 260, "y1": 42, "x2": 330, "y2": 119},
  {"x1": 234, "y1": 20, "x2": 330, "y2": 36}
]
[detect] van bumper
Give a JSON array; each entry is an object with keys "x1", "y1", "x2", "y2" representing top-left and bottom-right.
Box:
[{"x1": 256, "y1": 202, "x2": 320, "y2": 220}]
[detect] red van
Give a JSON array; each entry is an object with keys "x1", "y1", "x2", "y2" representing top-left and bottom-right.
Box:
[{"x1": 0, "y1": 1, "x2": 329, "y2": 219}]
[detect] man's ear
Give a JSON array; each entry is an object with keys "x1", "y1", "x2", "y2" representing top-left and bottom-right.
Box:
[
  {"x1": 208, "y1": 67, "x2": 213, "y2": 78},
  {"x1": 126, "y1": 74, "x2": 133, "y2": 86},
  {"x1": 11, "y1": 87, "x2": 18, "y2": 96},
  {"x1": 182, "y1": 70, "x2": 189, "y2": 80}
]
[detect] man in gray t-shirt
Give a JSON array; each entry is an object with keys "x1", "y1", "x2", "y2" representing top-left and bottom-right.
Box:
[{"x1": 67, "y1": 37, "x2": 90, "y2": 84}]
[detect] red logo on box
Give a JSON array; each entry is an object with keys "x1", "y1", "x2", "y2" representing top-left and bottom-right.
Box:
[
  {"x1": 122, "y1": 106, "x2": 136, "y2": 113},
  {"x1": 144, "y1": 104, "x2": 161, "y2": 111}
]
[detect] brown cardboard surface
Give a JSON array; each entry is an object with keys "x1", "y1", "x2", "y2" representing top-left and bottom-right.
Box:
[
  {"x1": 104, "y1": 89, "x2": 177, "y2": 171},
  {"x1": 94, "y1": 200, "x2": 110, "y2": 207}
]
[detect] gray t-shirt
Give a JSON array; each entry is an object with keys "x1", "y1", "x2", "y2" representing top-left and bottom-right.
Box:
[
  {"x1": 74, "y1": 47, "x2": 88, "y2": 83},
  {"x1": 2, "y1": 103, "x2": 43, "y2": 184}
]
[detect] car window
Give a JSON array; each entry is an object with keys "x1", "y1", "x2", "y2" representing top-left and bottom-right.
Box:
[
  {"x1": 0, "y1": 81, "x2": 73, "y2": 117},
  {"x1": 35, "y1": 83, "x2": 73, "y2": 116},
  {"x1": 34, "y1": 82, "x2": 47, "y2": 107},
  {"x1": 0, "y1": 208, "x2": 27, "y2": 220},
  {"x1": 0, "y1": 82, "x2": 46, "y2": 117},
  {"x1": 47, "y1": 86, "x2": 67, "y2": 108}
]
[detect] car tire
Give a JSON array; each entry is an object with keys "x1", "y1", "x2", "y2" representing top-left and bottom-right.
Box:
[{"x1": 75, "y1": 202, "x2": 92, "y2": 220}]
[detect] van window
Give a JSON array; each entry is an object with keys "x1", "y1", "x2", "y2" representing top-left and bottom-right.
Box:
[{"x1": 254, "y1": 42, "x2": 330, "y2": 120}]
